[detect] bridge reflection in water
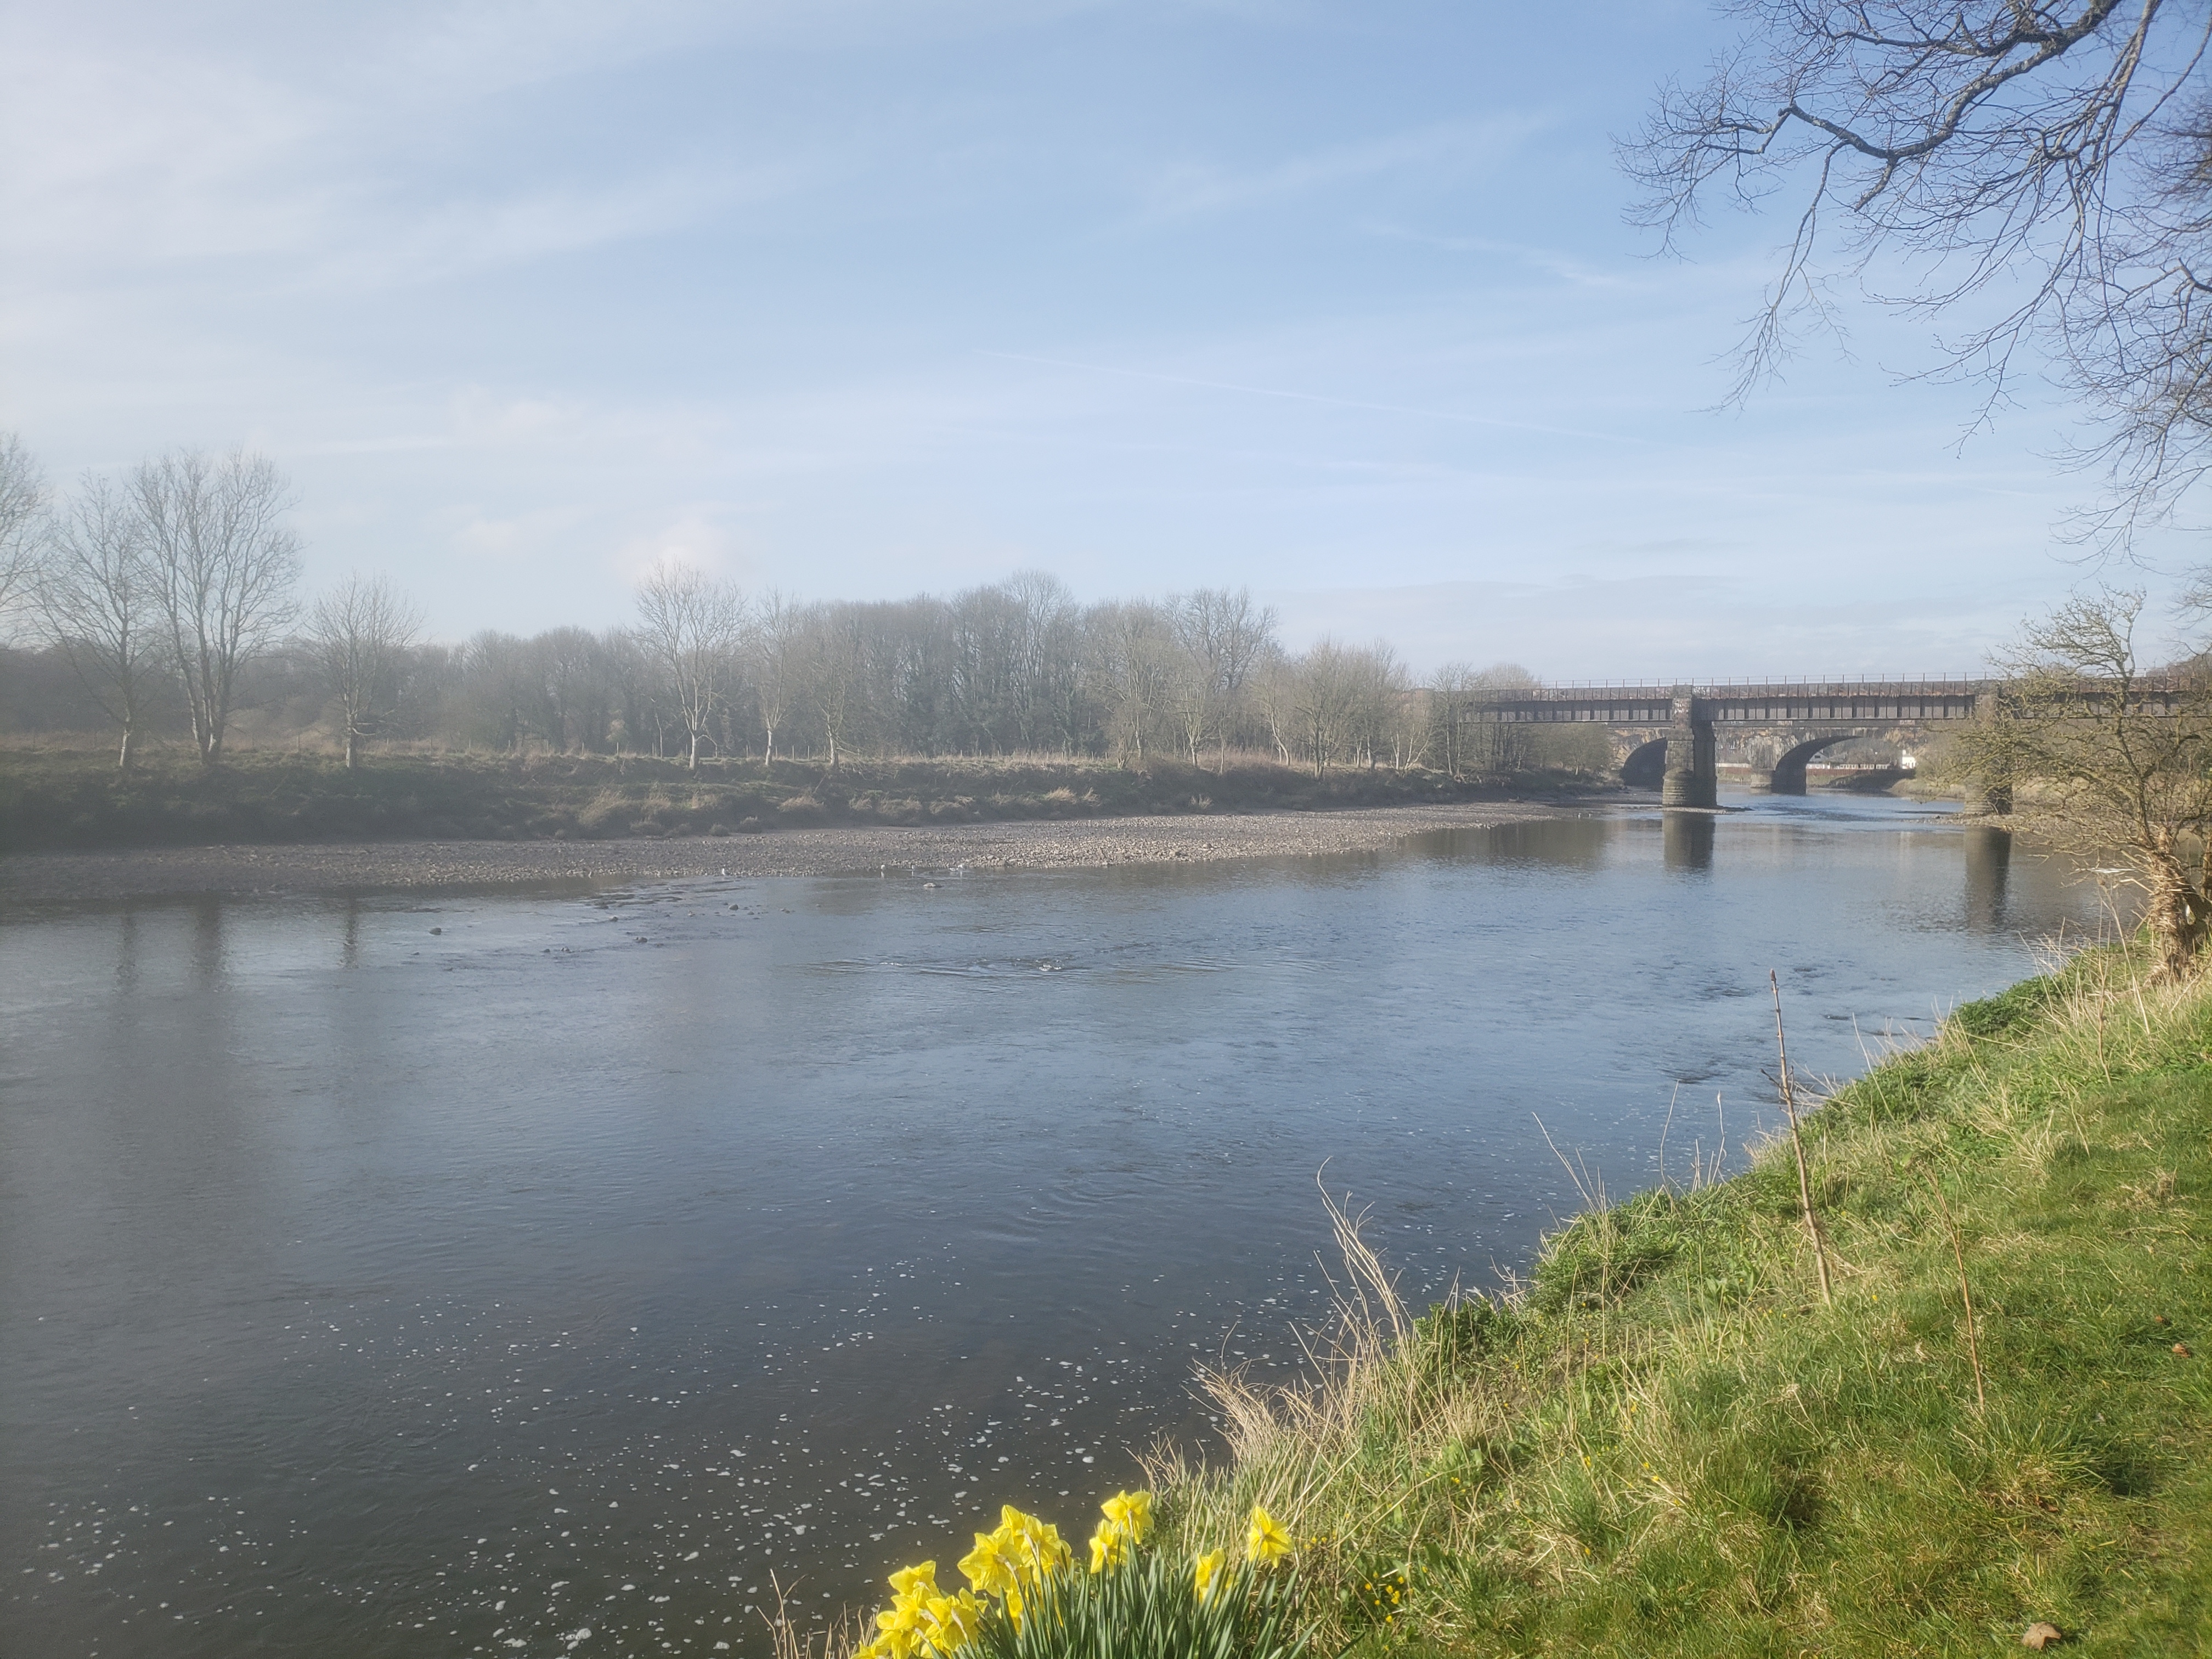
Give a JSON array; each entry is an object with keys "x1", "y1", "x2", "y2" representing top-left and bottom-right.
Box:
[
  {"x1": 1656, "y1": 812, "x2": 2015, "y2": 929},
  {"x1": 1663, "y1": 811, "x2": 1714, "y2": 871},
  {"x1": 1964, "y1": 825, "x2": 2013, "y2": 934}
]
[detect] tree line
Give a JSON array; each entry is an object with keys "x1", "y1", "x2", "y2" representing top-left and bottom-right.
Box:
[{"x1": 0, "y1": 437, "x2": 1590, "y2": 779}]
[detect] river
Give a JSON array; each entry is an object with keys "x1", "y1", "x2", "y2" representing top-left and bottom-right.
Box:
[{"x1": 0, "y1": 796, "x2": 2108, "y2": 1658}]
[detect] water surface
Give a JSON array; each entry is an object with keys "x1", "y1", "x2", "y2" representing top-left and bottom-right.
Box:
[{"x1": 0, "y1": 798, "x2": 2105, "y2": 1657}]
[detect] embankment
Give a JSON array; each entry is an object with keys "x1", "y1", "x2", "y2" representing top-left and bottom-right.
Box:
[{"x1": 1143, "y1": 944, "x2": 2210, "y2": 1654}]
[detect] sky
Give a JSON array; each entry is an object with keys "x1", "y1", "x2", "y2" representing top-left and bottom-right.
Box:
[{"x1": 1, "y1": 0, "x2": 2201, "y2": 677}]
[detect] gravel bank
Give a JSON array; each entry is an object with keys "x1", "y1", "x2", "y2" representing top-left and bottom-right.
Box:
[{"x1": 1, "y1": 800, "x2": 1597, "y2": 906}]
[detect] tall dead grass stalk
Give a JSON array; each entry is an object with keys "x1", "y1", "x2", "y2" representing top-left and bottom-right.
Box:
[{"x1": 1769, "y1": 970, "x2": 1835, "y2": 1306}]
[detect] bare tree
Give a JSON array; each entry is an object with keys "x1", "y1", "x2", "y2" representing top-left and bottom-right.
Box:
[
  {"x1": 1465, "y1": 662, "x2": 1542, "y2": 777},
  {"x1": 635, "y1": 563, "x2": 746, "y2": 769},
  {"x1": 0, "y1": 433, "x2": 48, "y2": 630},
  {"x1": 1626, "y1": 2, "x2": 2212, "y2": 539},
  {"x1": 38, "y1": 476, "x2": 161, "y2": 768},
  {"x1": 1091, "y1": 600, "x2": 1175, "y2": 765},
  {"x1": 749, "y1": 589, "x2": 803, "y2": 766},
  {"x1": 306, "y1": 574, "x2": 426, "y2": 768},
  {"x1": 1288, "y1": 641, "x2": 1367, "y2": 778},
  {"x1": 1430, "y1": 660, "x2": 1480, "y2": 779},
  {"x1": 1960, "y1": 587, "x2": 2212, "y2": 977},
  {"x1": 133, "y1": 450, "x2": 302, "y2": 765},
  {"x1": 1250, "y1": 644, "x2": 1298, "y2": 765},
  {"x1": 800, "y1": 602, "x2": 868, "y2": 768},
  {"x1": 1168, "y1": 587, "x2": 1279, "y2": 767}
]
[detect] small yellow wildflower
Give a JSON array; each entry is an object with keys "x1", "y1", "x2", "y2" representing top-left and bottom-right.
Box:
[
  {"x1": 1246, "y1": 1505, "x2": 1292, "y2": 1566},
  {"x1": 1192, "y1": 1548, "x2": 1226, "y2": 1601}
]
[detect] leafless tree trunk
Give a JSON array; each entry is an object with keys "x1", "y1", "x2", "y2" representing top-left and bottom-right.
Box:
[
  {"x1": 0, "y1": 433, "x2": 48, "y2": 632},
  {"x1": 1251, "y1": 645, "x2": 1296, "y2": 766},
  {"x1": 1430, "y1": 661, "x2": 1478, "y2": 780},
  {"x1": 749, "y1": 589, "x2": 803, "y2": 766},
  {"x1": 635, "y1": 563, "x2": 746, "y2": 770},
  {"x1": 307, "y1": 574, "x2": 426, "y2": 768},
  {"x1": 1291, "y1": 641, "x2": 1361, "y2": 778},
  {"x1": 38, "y1": 476, "x2": 160, "y2": 769},
  {"x1": 802, "y1": 603, "x2": 866, "y2": 769},
  {"x1": 134, "y1": 450, "x2": 302, "y2": 766}
]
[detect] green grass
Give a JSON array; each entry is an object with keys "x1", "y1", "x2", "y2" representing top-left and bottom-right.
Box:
[
  {"x1": 1151, "y1": 943, "x2": 2212, "y2": 1657},
  {"x1": 0, "y1": 743, "x2": 1596, "y2": 853}
]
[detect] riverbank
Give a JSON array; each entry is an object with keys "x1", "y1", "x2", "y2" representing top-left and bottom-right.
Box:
[
  {"x1": 0, "y1": 745, "x2": 1605, "y2": 855},
  {"x1": 1138, "y1": 941, "x2": 2211, "y2": 1655},
  {"x1": 0, "y1": 798, "x2": 1590, "y2": 905}
]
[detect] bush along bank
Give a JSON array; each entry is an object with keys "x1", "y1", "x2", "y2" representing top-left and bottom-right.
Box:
[
  {"x1": 0, "y1": 747, "x2": 1603, "y2": 854},
  {"x1": 828, "y1": 942, "x2": 2209, "y2": 1658}
]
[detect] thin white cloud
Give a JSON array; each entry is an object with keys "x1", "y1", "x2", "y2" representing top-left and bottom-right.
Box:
[{"x1": 1132, "y1": 115, "x2": 1550, "y2": 222}]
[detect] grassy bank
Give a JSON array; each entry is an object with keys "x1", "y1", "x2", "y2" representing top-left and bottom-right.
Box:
[
  {"x1": 1138, "y1": 943, "x2": 2210, "y2": 1656},
  {"x1": 0, "y1": 744, "x2": 1594, "y2": 854}
]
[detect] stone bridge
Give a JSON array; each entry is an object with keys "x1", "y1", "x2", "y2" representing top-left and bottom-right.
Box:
[{"x1": 1461, "y1": 681, "x2": 1988, "y2": 808}]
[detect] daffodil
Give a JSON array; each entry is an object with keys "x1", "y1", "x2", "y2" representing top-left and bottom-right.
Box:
[
  {"x1": 1088, "y1": 1520, "x2": 1130, "y2": 1574},
  {"x1": 1026, "y1": 1517, "x2": 1071, "y2": 1574},
  {"x1": 958, "y1": 1532, "x2": 1014, "y2": 1600},
  {"x1": 996, "y1": 1507, "x2": 1070, "y2": 1578},
  {"x1": 919, "y1": 1589, "x2": 985, "y2": 1655},
  {"x1": 872, "y1": 1601, "x2": 924, "y2": 1659},
  {"x1": 1246, "y1": 1505, "x2": 1292, "y2": 1566},
  {"x1": 888, "y1": 1562, "x2": 940, "y2": 1604},
  {"x1": 1098, "y1": 1489, "x2": 1153, "y2": 1545},
  {"x1": 1192, "y1": 1548, "x2": 1227, "y2": 1601}
]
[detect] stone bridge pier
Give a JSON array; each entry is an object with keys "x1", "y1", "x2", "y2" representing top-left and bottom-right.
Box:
[{"x1": 1464, "y1": 681, "x2": 1987, "y2": 807}]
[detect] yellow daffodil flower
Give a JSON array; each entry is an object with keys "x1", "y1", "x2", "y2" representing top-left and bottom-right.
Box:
[
  {"x1": 1020, "y1": 1515, "x2": 1071, "y2": 1575},
  {"x1": 919, "y1": 1589, "x2": 985, "y2": 1656},
  {"x1": 1192, "y1": 1548, "x2": 1227, "y2": 1601},
  {"x1": 888, "y1": 1562, "x2": 940, "y2": 1604},
  {"x1": 1088, "y1": 1520, "x2": 1131, "y2": 1574},
  {"x1": 1246, "y1": 1506, "x2": 1292, "y2": 1566},
  {"x1": 959, "y1": 1532, "x2": 1014, "y2": 1600},
  {"x1": 1098, "y1": 1489, "x2": 1153, "y2": 1545}
]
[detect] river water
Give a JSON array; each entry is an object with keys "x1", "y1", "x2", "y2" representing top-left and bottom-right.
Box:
[{"x1": 1, "y1": 797, "x2": 2107, "y2": 1658}]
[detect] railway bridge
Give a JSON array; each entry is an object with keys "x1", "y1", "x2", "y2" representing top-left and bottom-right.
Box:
[{"x1": 1462, "y1": 681, "x2": 1990, "y2": 809}]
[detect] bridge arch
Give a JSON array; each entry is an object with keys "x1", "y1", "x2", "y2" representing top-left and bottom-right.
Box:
[
  {"x1": 1767, "y1": 733, "x2": 1859, "y2": 795},
  {"x1": 1620, "y1": 737, "x2": 1669, "y2": 789}
]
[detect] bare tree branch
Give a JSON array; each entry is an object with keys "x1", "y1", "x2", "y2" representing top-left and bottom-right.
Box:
[{"x1": 1626, "y1": 2, "x2": 2212, "y2": 539}]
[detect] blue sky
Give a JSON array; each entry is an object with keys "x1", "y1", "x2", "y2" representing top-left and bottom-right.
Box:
[{"x1": 1, "y1": 0, "x2": 2193, "y2": 675}]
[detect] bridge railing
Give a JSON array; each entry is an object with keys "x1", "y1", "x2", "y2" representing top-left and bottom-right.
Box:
[{"x1": 1487, "y1": 674, "x2": 1985, "y2": 697}]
